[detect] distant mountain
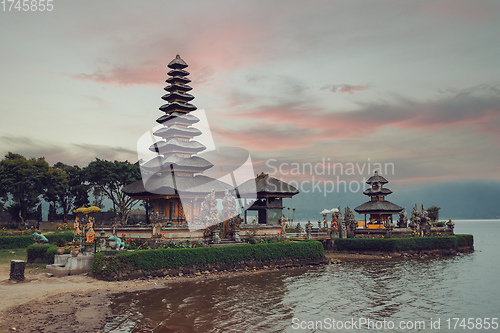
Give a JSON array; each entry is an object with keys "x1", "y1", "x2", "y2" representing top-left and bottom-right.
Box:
[{"x1": 283, "y1": 180, "x2": 500, "y2": 221}]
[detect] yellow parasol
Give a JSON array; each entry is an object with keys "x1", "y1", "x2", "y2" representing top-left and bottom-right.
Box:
[
  {"x1": 73, "y1": 205, "x2": 101, "y2": 214},
  {"x1": 73, "y1": 205, "x2": 87, "y2": 213},
  {"x1": 86, "y1": 205, "x2": 101, "y2": 213}
]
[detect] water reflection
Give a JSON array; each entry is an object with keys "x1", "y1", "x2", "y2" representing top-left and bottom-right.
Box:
[{"x1": 106, "y1": 221, "x2": 500, "y2": 332}]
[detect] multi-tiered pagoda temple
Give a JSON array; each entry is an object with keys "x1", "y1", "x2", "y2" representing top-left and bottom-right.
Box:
[
  {"x1": 122, "y1": 55, "x2": 231, "y2": 225},
  {"x1": 354, "y1": 171, "x2": 403, "y2": 226}
]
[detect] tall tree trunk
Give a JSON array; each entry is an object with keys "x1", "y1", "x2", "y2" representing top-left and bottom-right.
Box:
[{"x1": 17, "y1": 198, "x2": 24, "y2": 227}]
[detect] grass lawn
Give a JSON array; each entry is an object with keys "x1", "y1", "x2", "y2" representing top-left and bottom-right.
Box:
[
  {"x1": 0, "y1": 248, "x2": 26, "y2": 265},
  {"x1": 0, "y1": 248, "x2": 47, "y2": 274}
]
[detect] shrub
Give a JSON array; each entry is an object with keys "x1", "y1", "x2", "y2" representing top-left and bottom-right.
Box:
[
  {"x1": 46, "y1": 232, "x2": 74, "y2": 244},
  {"x1": 0, "y1": 236, "x2": 34, "y2": 249},
  {"x1": 455, "y1": 234, "x2": 474, "y2": 247},
  {"x1": 27, "y1": 244, "x2": 58, "y2": 264},
  {"x1": 335, "y1": 234, "x2": 473, "y2": 252},
  {"x1": 92, "y1": 241, "x2": 325, "y2": 281},
  {"x1": 0, "y1": 232, "x2": 73, "y2": 250}
]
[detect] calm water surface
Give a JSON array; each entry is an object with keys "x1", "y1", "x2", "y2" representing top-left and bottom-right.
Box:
[{"x1": 105, "y1": 220, "x2": 500, "y2": 332}]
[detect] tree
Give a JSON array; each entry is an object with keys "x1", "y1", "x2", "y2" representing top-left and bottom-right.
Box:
[
  {"x1": 427, "y1": 206, "x2": 441, "y2": 222},
  {"x1": 44, "y1": 162, "x2": 89, "y2": 222},
  {"x1": 84, "y1": 158, "x2": 140, "y2": 224},
  {"x1": 0, "y1": 152, "x2": 54, "y2": 226}
]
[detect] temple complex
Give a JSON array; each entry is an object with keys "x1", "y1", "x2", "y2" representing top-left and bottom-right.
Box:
[
  {"x1": 119, "y1": 55, "x2": 296, "y2": 240},
  {"x1": 354, "y1": 171, "x2": 403, "y2": 227}
]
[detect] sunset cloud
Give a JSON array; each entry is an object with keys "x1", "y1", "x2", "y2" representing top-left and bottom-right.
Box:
[
  {"x1": 1, "y1": 0, "x2": 499, "y2": 191},
  {"x1": 324, "y1": 84, "x2": 370, "y2": 94}
]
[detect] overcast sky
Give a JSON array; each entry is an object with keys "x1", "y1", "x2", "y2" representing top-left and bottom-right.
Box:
[{"x1": 1, "y1": 0, "x2": 499, "y2": 188}]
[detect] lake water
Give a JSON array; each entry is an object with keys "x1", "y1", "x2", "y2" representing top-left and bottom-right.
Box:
[{"x1": 104, "y1": 220, "x2": 500, "y2": 332}]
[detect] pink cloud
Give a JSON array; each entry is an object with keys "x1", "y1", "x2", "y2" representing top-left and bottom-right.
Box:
[
  {"x1": 223, "y1": 85, "x2": 500, "y2": 145},
  {"x1": 68, "y1": 4, "x2": 285, "y2": 88},
  {"x1": 212, "y1": 124, "x2": 321, "y2": 152},
  {"x1": 420, "y1": 2, "x2": 495, "y2": 21},
  {"x1": 327, "y1": 84, "x2": 370, "y2": 94},
  {"x1": 73, "y1": 61, "x2": 164, "y2": 86}
]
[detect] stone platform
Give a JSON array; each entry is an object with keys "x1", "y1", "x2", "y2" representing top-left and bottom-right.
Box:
[
  {"x1": 46, "y1": 253, "x2": 94, "y2": 277},
  {"x1": 96, "y1": 224, "x2": 282, "y2": 241}
]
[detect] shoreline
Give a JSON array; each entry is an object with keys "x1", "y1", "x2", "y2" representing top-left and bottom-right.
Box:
[
  {"x1": 0, "y1": 263, "x2": 321, "y2": 332},
  {"x1": 0, "y1": 249, "x2": 473, "y2": 332}
]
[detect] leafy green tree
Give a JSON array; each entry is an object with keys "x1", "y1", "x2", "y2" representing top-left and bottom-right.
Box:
[
  {"x1": 427, "y1": 206, "x2": 441, "y2": 222},
  {"x1": 0, "y1": 152, "x2": 55, "y2": 225},
  {"x1": 84, "y1": 158, "x2": 140, "y2": 224},
  {"x1": 44, "y1": 162, "x2": 89, "y2": 222}
]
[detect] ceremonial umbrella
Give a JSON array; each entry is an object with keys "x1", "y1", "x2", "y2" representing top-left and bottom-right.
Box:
[{"x1": 86, "y1": 205, "x2": 101, "y2": 213}]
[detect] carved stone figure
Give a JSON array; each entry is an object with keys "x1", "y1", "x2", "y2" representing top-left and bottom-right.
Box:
[
  {"x1": 419, "y1": 207, "x2": 431, "y2": 235},
  {"x1": 295, "y1": 222, "x2": 303, "y2": 237},
  {"x1": 199, "y1": 189, "x2": 219, "y2": 228},
  {"x1": 279, "y1": 216, "x2": 287, "y2": 238},
  {"x1": 73, "y1": 217, "x2": 82, "y2": 242},
  {"x1": 336, "y1": 207, "x2": 344, "y2": 238},
  {"x1": 222, "y1": 189, "x2": 238, "y2": 222},
  {"x1": 344, "y1": 206, "x2": 357, "y2": 232},
  {"x1": 86, "y1": 217, "x2": 96, "y2": 243},
  {"x1": 107, "y1": 235, "x2": 125, "y2": 250},
  {"x1": 331, "y1": 213, "x2": 337, "y2": 230},
  {"x1": 212, "y1": 229, "x2": 221, "y2": 244},
  {"x1": 33, "y1": 232, "x2": 48, "y2": 243},
  {"x1": 409, "y1": 204, "x2": 419, "y2": 231},
  {"x1": 305, "y1": 221, "x2": 313, "y2": 240},
  {"x1": 397, "y1": 208, "x2": 408, "y2": 228},
  {"x1": 446, "y1": 218, "x2": 455, "y2": 234}
]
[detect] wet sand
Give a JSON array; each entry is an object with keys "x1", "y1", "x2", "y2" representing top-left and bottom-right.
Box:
[
  {"x1": 0, "y1": 252, "x2": 416, "y2": 332},
  {"x1": 0, "y1": 262, "x2": 324, "y2": 332}
]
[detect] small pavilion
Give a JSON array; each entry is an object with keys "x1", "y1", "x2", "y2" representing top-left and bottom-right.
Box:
[
  {"x1": 354, "y1": 171, "x2": 403, "y2": 227},
  {"x1": 238, "y1": 173, "x2": 299, "y2": 225}
]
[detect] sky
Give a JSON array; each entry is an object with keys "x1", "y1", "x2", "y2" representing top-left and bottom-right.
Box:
[{"x1": 1, "y1": 0, "x2": 500, "y2": 217}]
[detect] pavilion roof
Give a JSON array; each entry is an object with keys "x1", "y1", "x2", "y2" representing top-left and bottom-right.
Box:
[
  {"x1": 167, "y1": 55, "x2": 188, "y2": 69},
  {"x1": 363, "y1": 187, "x2": 393, "y2": 195},
  {"x1": 237, "y1": 172, "x2": 299, "y2": 198},
  {"x1": 366, "y1": 171, "x2": 388, "y2": 184},
  {"x1": 122, "y1": 173, "x2": 233, "y2": 197},
  {"x1": 354, "y1": 200, "x2": 403, "y2": 214}
]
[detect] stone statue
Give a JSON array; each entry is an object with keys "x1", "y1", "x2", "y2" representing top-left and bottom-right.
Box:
[
  {"x1": 222, "y1": 189, "x2": 238, "y2": 222},
  {"x1": 397, "y1": 208, "x2": 408, "y2": 228},
  {"x1": 336, "y1": 207, "x2": 344, "y2": 238},
  {"x1": 73, "y1": 217, "x2": 82, "y2": 242},
  {"x1": 33, "y1": 232, "x2": 48, "y2": 243},
  {"x1": 86, "y1": 217, "x2": 96, "y2": 243},
  {"x1": 419, "y1": 207, "x2": 431, "y2": 235},
  {"x1": 344, "y1": 206, "x2": 357, "y2": 233},
  {"x1": 409, "y1": 204, "x2": 419, "y2": 231},
  {"x1": 107, "y1": 235, "x2": 125, "y2": 250},
  {"x1": 305, "y1": 221, "x2": 313, "y2": 240},
  {"x1": 212, "y1": 229, "x2": 221, "y2": 244},
  {"x1": 228, "y1": 216, "x2": 242, "y2": 242},
  {"x1": 344, "y1": 206, "x2": 358, "y2": 238},
  {"x1": 279, "y1": 215, "x2": 287, "y2": 238},
  {"x1": 199, "y1": 189, "x2": 219, "y2": 228},
  {"x1": 446, "y1": 218, "x2": 455, "y2": 234},
  {"x1": 331, "y1": 213, "x2": 337, "y2": 230},
  {"x1": 295, "y1": 222, "x2": 303, "y2": 237}
]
